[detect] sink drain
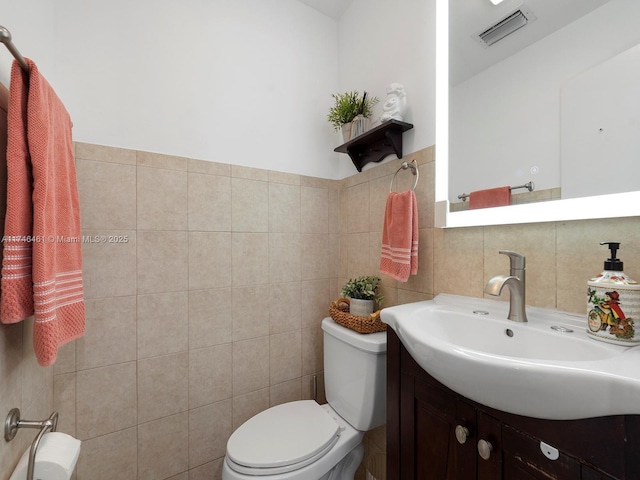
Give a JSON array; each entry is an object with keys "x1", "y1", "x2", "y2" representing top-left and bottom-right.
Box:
[{"x1": 505, "y1": 329, "x2": 514, "y2": 337}]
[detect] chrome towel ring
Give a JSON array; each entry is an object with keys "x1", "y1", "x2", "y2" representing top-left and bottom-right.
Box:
[{"x1": 390, "y1": 159, "x2": 419, "y2": 192}]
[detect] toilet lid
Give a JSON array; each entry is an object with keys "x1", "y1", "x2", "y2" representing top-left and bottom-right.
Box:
[{"x1": 226, "y1": 400, "x2": 341, "y2": 470}]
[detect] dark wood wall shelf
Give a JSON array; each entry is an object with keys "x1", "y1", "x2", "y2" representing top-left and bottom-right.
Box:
[{"x1": 334, "y1": 119, "x2": 414, "y2": 172}]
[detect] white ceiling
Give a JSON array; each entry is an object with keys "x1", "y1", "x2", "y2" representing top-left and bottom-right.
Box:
[
  {"x1": 295, "y1": 0, "x2": 611, "y2": 85},
  {"x1": 296, "y1": 0, "x2": 354, "y2": 20},
  {"x1": 450, "y1": 0, "x2": 611, "y2": 85}
]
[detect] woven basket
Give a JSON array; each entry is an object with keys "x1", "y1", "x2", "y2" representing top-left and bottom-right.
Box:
[{"x1": 329, "y1": 298, "x2": 387, "y2": 334}]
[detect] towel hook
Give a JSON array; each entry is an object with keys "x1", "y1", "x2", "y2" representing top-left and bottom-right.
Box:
[{"x1": 390, "y1": 160, "x2": 419, "y2": 193}]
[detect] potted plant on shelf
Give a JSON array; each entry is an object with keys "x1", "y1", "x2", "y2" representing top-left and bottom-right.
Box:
[
  {"x1": 341, "y1": 275, "x2": 383, "y2": 317},
  {"x1": 327, "y1": 91, "x2": 379, "y2": 143}
]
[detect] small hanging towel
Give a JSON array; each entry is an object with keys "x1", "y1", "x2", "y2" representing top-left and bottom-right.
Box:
[
  {"x1": 380, "y1": 190, "x2": 418, "y2": 282},
  {"x1": 1, "y1": 58, "x2": 85, "y2": 366},
  {"x1": 469, "y1": 186, "x2": 511, "y2": 209}
]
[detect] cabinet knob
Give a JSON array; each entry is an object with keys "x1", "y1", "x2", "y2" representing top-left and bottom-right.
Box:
[
  {"x1": 455, "y1": 425, "x2": 469, "y2": 444},
  {"x1": 477, "y1": 439, "x2": 493, "y2": 460}
]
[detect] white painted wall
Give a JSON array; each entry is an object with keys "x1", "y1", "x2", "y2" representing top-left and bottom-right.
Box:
[
  {"x1": 449, "y1": 0, "x2": 640, "y2": 202},
  {"x1": 561, "y1": 43, "x2": 640, "y2": 200},
  {"x1": 0, "y1": 0, "x2": 55, "y2": 86},
  {"x1": 0, "y1": 0, "x2": 435, "y2": 180},
  {"x1": 1, "y1": 0, "x2": 342, "y2": 179},
  {"x1": 56, "y1": 0, "x2": 344, "y2": 178},
  {"x1": 336, "y1": 0, "x2": 437, "y2": 178}
]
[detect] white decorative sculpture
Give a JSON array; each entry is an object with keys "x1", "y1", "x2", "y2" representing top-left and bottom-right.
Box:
[{"x1": 380, "y1": 83, "x2": 407, "y2": 122}]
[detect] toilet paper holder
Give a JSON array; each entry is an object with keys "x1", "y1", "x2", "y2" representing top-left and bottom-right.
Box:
[{"x1": 4, "y1": 408, "x2": 59, "y2": 480}]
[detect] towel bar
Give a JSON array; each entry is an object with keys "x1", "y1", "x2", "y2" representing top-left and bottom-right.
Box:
[
  {"x1": 390, "y1": 159, "x2": 419, "y2": 192},
  {"x1": 5, "y1": 408, "x2": 59, "y2": 480},
  {"x1": 458, "y1": 181, "x2": 535, "y2": 201},
  {"x1": 0, "y1": 26, "x2": 29, "y2": 72}
]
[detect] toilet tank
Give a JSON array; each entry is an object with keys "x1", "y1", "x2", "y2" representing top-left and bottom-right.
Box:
[{"x1": 321, "y1": 317, "x2": 387, "y2": 431}]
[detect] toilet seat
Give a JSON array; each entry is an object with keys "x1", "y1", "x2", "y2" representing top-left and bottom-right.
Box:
[{"x1": 226, "y1": 400, "x2": 343, "y2": 476}]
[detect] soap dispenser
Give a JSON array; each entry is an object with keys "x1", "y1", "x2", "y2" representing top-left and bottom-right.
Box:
[{"x1": 587, "y1": 242, "x2": 640, "y2": 345}]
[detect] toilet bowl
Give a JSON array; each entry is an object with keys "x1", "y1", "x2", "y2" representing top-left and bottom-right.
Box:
[{"x1": 222, "y1": 317, "x2": 387, "y2": 480}]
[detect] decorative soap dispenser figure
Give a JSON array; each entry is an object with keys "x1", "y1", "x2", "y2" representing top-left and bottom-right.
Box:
[{"x1": 587, "y1": 242, "x2": 640, "y2": 345}]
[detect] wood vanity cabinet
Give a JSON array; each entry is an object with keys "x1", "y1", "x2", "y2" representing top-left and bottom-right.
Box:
[{"x1": 386, "y1": 329, "x2": 640, "y2": 480}]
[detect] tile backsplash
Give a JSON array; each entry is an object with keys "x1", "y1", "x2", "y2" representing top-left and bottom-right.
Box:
[{"x1": 1, "y1": 141, "x2": 638, "y2": 480}]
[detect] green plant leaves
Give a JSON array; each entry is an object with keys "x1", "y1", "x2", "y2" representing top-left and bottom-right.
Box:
[
  {"x1": 341, "y1": 275, "x2": 383, "y2": 305},
  {"x1": 327, "y1": 91, "x2": 379, "y2": 130}
]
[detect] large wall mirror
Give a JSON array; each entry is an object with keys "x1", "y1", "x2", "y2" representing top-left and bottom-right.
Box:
[{"x1": 435, "y1": 0, "x2": 640, "y2": 227}]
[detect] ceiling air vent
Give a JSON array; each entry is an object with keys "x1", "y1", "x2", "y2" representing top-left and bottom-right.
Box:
[{"x1": 477, "y1": 6, "x2": 535, "y2": 47}]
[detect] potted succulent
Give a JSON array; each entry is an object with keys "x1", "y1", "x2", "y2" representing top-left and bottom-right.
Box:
[
  {"x1": 341, "y1": 275, "x2": 383, "y2": 317},
  {"x1": 327, "y1": 91, "x2": 379, "y2": 143}
]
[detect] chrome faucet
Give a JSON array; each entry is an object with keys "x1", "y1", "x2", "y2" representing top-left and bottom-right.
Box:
[{"x1": 485, "y1": 250, "x2": 528, "y2": 322}]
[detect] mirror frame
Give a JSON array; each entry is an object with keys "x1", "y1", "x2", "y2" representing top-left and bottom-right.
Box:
[{"x1": 434, "y1": 0, "x2": 640, "y2": 228}]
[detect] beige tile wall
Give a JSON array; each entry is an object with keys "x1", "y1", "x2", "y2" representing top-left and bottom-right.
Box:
[
  {"x1": 51, "y1": 143, "x2": 339, "y2": 480},
  {"x1": 2, "y1": 140, "x2": 639, "y2": 480},
  {"x1": 0, "y1": 320, "x2": 54, "y2": 480}
]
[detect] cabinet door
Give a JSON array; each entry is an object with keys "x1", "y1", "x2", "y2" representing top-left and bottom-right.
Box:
[
  {"x1": 476, "y1": 411, "x2": 502, "y2": 480},
  {"x1": 501, "y1": 425, "x2": 581, "y2": 479},
  {"x1": 581, "y1": 465, "x2": 617, "y2": 480},
  {"x1": 454, "y1": 399, "x2": 477, "y2": 480},
  {"x1": 414, "y1": 378, "x2": 459, "y2": 479}
]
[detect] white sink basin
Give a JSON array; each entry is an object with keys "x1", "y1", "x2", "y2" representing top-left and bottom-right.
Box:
[{"x1": 381, "y1": 294, "x2": 640, "y2": 420}]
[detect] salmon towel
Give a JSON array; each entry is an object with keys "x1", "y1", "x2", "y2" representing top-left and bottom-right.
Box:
[
  {"x1": 469, "y1": 186, "x2": 511, "y2": 209},
  {"x1": 1, "y1": 59, "x2": 85, "y2": 366},
  {"x1": 380, "y1": 190, "x2": 418, "y2": 282}
]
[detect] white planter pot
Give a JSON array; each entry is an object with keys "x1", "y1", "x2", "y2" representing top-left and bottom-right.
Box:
[
  {"x1": 341, "y1": 123, "x2": 352, "y2": 143},
  {"x1": 349, "y1": 298, "x2": 374, "y2": 317},
  {"x1": 350, "y1": 115, "x2": 370, "y2": 138}
]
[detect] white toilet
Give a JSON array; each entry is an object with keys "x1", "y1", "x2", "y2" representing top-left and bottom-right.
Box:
[{"x1": 222, "y1": 317, "x2": 387, "y2": 480}]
